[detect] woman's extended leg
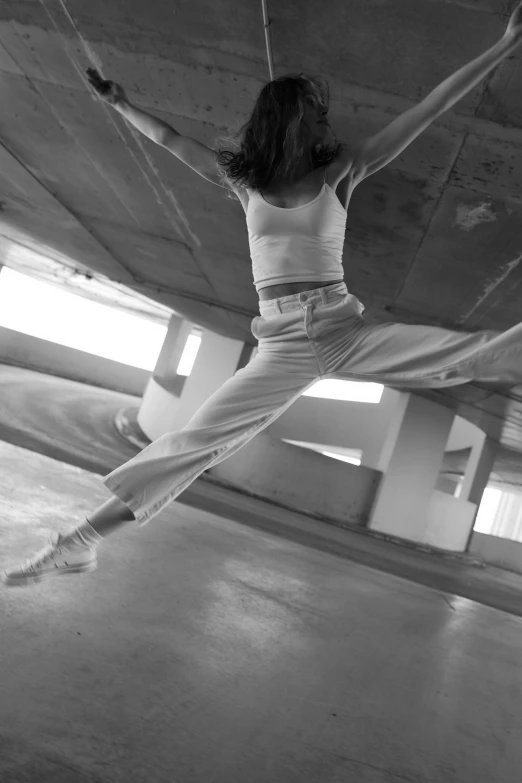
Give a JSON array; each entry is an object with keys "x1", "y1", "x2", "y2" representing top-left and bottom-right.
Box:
[
  {"x1": 100, "y1": 352, "x2": 318, "y2": 526},
  {"x1": 87, "y1": 495, "x2": 136, "y2": 535},
  {"x1": 3, "y1": 350, "x2": 317, "y2": 586},
  {"x1": 319, "y1": 311, "x2": 522, "y2": 389}
]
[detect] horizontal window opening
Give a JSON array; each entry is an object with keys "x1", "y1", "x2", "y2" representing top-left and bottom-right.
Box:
[
  {"x1": 282, "y1": 439, "x2": 362, "y2": 466},
  {"x1": 474, "y1": 486, "x2": 522, "y2": 542},
  {"x1": 320, "y1": 450, "x2": 361, "y2": 466},
  {"x1": 474, "y1": 487, "x2": 502, "y2": 533},
  {"x1": 0, "y1": 267, "x2": 168, "y2": 371},
  {"x1": 303, "y1": 379, "x2": 383, "y2": 403},
  {"x1": 177, "y1": 332, "x2": 202, "y2": 376}
]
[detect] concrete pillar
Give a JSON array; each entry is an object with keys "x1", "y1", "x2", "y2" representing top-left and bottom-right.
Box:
[
  {"x1": 359, "y1": 388, "x2": 407, "y2": 471},
  {"x1": 153, "y1": 313, "x2": 193, "y2": 386},
  {"x1": 362, "y1": 390, "x2": 410, "y2": 473},
  {"x1": 170, "y1": 329, "x2": 246, "y2": 431},
  {"x1": 458, "y1": 434, "x2": 496, "y2": 506},
  {"x1": 138, "y1": 316, "x2": 250, "y2": 441},
  {"x1": 369, "y1": 394, "x2": 454, "y2": 542}
]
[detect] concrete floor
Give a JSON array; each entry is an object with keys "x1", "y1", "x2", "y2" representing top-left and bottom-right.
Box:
[
  {"x1": 2, "y1": 364, "x2": 522, "y2": 782},
  {"x1": 2, "y1": 441, "x2": 522, "y2": 783}
]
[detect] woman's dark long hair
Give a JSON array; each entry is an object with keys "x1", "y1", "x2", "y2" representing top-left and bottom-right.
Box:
[{"x1": 216, "y1": 73, "x2": 345, "y2": 193}]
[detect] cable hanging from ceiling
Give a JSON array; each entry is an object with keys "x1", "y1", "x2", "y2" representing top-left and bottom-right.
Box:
[{"x1": 261, "y1": 0, "x2": 275, "y2": 81}]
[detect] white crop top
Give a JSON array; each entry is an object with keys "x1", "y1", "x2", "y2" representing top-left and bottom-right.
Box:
[{"x1": 246, "y1": 167, "x2": 348, "y2": 292}]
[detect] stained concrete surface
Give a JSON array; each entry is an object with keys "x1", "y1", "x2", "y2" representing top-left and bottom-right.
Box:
[
  {"x1": 2, "y1": 364, "x2": 522, "y2": 781},
  {"x1": 2, "y1": 0, "x2": 522, "y2": 335},
  {"x1": 2, "y1": 439, "x2": 522, "y2": 783}
]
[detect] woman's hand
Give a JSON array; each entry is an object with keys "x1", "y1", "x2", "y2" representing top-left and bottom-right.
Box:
[
  {"x1": 505, "y1": 1, "x2": 522, "y2": 44},
  {"x1": 86, "y1": 68, "x2": 127, "y2": 106}
]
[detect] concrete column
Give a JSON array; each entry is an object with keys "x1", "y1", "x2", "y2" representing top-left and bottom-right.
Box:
[
  {"x1": 169, "y1": 328, "x2": 246, "y2": 431},
  {"x1": 458, "y1": 434, "x2": 496, "y2": 506},
  {"x1": 362, "y1": 390, "x2": 410, "y2": 473},
  {"x1": 153, "y1": 313, "x2": 193, "y2": 386},
  {"x1": 138, "y1": 317, "x2": 249, "y2": 441},
  {"x1": 369, "y1": 394, "x2": 454, "y2": 542}
]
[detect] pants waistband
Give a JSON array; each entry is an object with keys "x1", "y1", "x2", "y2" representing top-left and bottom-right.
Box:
[{"x1": 259, "y1": 282, "x2": 348, "y2": 315}]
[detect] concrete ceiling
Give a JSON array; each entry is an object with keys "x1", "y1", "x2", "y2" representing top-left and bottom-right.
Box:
[{"x1": 1, "y1": 0, "x2": 522, "y2": 474}]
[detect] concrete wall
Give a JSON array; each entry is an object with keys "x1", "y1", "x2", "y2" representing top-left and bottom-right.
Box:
[
  {"x1": 424, "y1": 491, "x2": 478, "y2": 552},
  {"x1": 469, "y1": 532, "x2": 522, "y2": 575},
  {"x1": 208, "y1": 431, "x2": 381, "y2": 527},
  {"x1": 446, "y1": 416, "x2": 484, "y2": 452},
  {"x1": 274, "y1": 389, "x2": 484, "y2": 472},
  {"x1": 0, "y1": 325, "x2": 149, "y2": 396},
  {"x1": 272, "y1": 387, "x2": 404, "y2": 470}
]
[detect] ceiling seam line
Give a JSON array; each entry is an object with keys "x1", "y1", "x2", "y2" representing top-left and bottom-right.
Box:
[
  {"x1": 0, "y1": 139, "x2": 138, "y2": 285},
  {"x1": 391, "y1": 130, "x2": 470, "y2": 310}
]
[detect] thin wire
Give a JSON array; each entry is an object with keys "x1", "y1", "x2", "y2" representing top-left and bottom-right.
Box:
[
  {"x1": 38, "y1": 0, "x2": 206, "y2": 252},
  {"x1": 261, "y1": 0, "x2": 275, "y2": 81},
  {"x1": 50, "y1": 0, "x2": 200, "y2": 246},
  {"x1": 36, "y1": 0, "x2": 231, "y2": 313}
]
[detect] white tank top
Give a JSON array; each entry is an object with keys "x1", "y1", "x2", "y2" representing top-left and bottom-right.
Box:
[{"x1": 246, "y1": 167, "x2": 347, "y2": 293}]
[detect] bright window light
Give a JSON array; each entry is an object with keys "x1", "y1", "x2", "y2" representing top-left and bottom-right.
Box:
[
  {"x1": 303, "y1": 379, "x2": 383, "y2": 403},
  {"x1": 0, "y1": 267, "x2": 167, "y2": 371},
  {"x1": 321, "y1": 450, "x2": 361, "y2": 465},
  {"x1": 282, "y1": 439, "x2": 362, "y2": 466},
  {"x1": 474, "y1": 487, "x2": 502, "y2": 534},
  {"x1": 176, "y1": 333, "x2": 201, "y2": 376}
]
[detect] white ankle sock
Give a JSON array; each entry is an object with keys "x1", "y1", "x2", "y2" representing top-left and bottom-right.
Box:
[{"x1": 63, "y1": 519, "x2": 104, "y2": 548}]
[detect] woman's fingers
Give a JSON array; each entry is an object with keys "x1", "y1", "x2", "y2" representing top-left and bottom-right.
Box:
[
  {"x1": 86, "y1": 67, "x2": 100, "y2": 83},
  {"x1": 86, "y1": 68, "x2": 107, "y2": 94},
  {"x1": 85, "y1": 68, "x2": 126, "y2": 106}
]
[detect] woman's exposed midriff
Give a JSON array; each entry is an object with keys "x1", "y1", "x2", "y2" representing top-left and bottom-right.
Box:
[{"x1": 258, "y1": 278, "x2": 344, "y2": 301}]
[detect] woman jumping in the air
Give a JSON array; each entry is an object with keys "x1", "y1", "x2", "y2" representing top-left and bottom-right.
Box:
[{"x1": 4, "y1": 5, "x2": 522, "y2": 586}]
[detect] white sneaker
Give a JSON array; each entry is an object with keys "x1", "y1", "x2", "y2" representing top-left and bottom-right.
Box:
[{"x1": 3, "y1": 532, "x2": 98, "y2": 587}]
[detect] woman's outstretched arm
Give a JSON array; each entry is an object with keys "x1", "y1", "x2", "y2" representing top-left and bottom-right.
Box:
[
  {"x1": 350, "y1": 2, "x2": 522, "y2": 182},
  {"x1": 86, "y1": 68, "x2": 226, "y2": 187}
]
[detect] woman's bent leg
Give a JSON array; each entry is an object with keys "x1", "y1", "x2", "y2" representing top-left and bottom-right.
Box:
[
  {"x1": 3, "y1": 353, "x2": 316, "y2": 586},
  {"x1": 102, "y1": 353, "x2": 317, "y2": 526}
]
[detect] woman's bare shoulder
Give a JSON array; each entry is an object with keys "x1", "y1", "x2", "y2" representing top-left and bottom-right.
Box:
[
  {"x1": 229, "y1": 182, "x2": 251, "y2": 216},
  {"x1": 328, "y1": 145, "x2": 358, "y2": 188}
]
